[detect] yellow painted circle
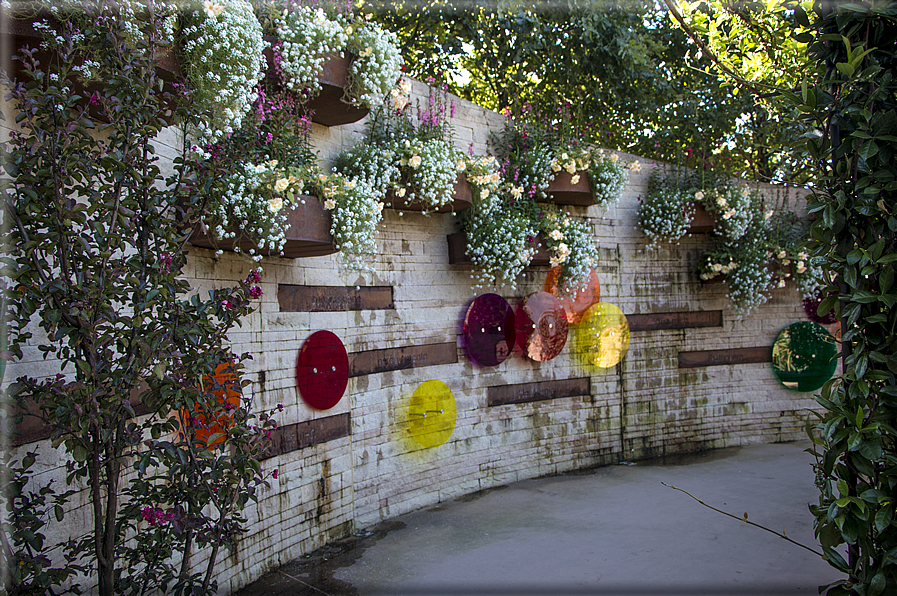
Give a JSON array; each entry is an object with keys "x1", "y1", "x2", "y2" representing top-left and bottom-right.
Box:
[
  {"x1": 408, "y1": 380, "x2": 457, "y2": 448},
  {"x1": 579, "y1": 303, "x2": 630, "y2": 368}
]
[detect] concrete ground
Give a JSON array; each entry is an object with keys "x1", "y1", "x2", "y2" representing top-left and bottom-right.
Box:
[{"x1": 236, "y1": 441, "x2": 844, "y2": 596}]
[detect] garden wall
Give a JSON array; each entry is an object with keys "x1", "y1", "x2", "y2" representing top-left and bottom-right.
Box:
[{"x1": 4, "y1": 79, "x2": 828, "y2": 593}]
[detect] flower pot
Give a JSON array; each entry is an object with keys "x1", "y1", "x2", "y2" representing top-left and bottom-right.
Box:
[
  {"x1": 4, "y1": 14, "x2": 181, "y2": 124},
  {"x1": 545, "y1": 170, "x2": 594, "y2": 206},
  {"x1": 264, "y1": 38, "x2": 369, "y2": 127},
  {"x1": 447, "y1": 232, "x2": 551, "y2": 266},
  {"x1": 689, "y1": 203, "x2": 716, "y2": 234},
  {"x1": 386, "y1": 173, "x2": 473, "y2": 214},
  {"x1": 700, "y1": 262, "x2": 793, "y2": 286},
  {"x1": 188, "y1": 195, "x2": 338, "y2": 259}
]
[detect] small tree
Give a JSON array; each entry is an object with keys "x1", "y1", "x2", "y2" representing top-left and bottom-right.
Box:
[{"x1": 1, "y1": 4, "x2": 277, "y2": 594}]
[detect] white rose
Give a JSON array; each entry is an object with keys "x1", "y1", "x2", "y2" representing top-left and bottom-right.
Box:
[
  {"x1": 268, "y1": 197, "x2": 283, "y2": 212},
  {"x1": 274, "y1": 178, "x2": 289, "y2": 193},
  {"x1": 323, "y1": 199, "x2": 336, "y2": 210},
  {"x1": 409, "y1": 155, "x2": 422, "y2": 169}
]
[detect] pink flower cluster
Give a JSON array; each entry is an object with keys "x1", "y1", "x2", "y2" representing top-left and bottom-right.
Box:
[
  {"x1": 246, "y1": 270, "x2": 263, "y2": 299},
  {"x1": 141, "y1": 506, "x2": 174, "y2": 527}
]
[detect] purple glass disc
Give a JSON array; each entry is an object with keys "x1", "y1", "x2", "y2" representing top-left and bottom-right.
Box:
[
  {"x1": 296, "y1": 330, "x2": 349, "y2": 410},
  {"x1": 515, "y1": 291, "x2": 568, "y2": 361},
  {"x1": 463, "y1": 294, "x2": 516, "y2": 366}
]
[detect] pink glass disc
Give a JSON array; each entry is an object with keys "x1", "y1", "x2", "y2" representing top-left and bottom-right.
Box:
[
  {"x1": 543, "y1": 266, "x2": 601, "y2": 325},
  {"x1": 463, "y1": 294, "x2": 516, "y2": 366},
  {"x1": 296, "y1": 330, "x2": 349, "y2": 410},
  {"x1": 515, "y1": 291, "x2": 568, "y2": 361}
]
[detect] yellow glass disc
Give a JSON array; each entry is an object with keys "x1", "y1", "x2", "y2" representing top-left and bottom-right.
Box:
[
  {"x1": 579, "y1": 303, "x2": 630, "y2": 368},
  {"x1": 408, "y1": 380, "x2": 457, "y2": 448}
]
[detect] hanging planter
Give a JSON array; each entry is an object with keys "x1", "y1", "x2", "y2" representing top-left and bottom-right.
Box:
[
  {"x1": 188, "y1": 196, "x2": 338, "y2": 259},
  {"x1": 545, "y1": 170, "x2": 595, "y2": 206},
  {"x1": 4, "y1": 14, "x2": 181, "y2": 123},
  {"x1": 447, "y1": 232, "x2": 550, "y2": 266},
  {"x1": 264, "y1": 38, "x2": 369, "y2": 127},
  {"x1": 700, "y1": 262, "x2": 793, "y2": 285},
  {"x1": 386, "y1": 173, "x2": 473, "y2": 214},
  {"x1": 688, "y1": 202, "x2": 717, "y2": 234}
]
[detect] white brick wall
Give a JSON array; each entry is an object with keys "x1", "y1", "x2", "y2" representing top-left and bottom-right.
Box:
[{"x1": 3, "y1": 82, "x2": 830, "y2": 594}]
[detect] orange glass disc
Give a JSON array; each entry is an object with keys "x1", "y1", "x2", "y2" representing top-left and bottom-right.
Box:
[
  {"x1": 544, "y1": 267, "x2": 601, "y2": 325},
  {"x1": 184, "y1": 362, "x2": 242, "y2": 449},
  {"x1": 515, "y1": 291, "x2": 568, "y2": 361}
]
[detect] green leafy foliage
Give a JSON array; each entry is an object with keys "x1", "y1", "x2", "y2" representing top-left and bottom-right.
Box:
[
  {"x1": 786, "y1": 3, "x2": 897, "y2": 594},
  {"x1": 368, "y1": 0, "x2": 808, "y2": 183}
]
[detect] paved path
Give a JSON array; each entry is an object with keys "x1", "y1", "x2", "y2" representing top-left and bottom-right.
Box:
[{"x1": 237, "y1": 441, "x2": 844, "y2": 595}]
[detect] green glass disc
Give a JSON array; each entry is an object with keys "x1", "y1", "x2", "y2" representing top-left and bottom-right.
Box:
[{"x1": 771, "y1": 322, "x2": 837, "y2": 392}]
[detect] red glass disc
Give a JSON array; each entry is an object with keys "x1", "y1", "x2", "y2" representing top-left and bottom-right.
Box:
[
  {"x1": 463, "y1": 294, "x2": 516, "y2": 366},
  {"x1": 296, "y1": 330, "x2": 349, "y2": 410},
  {"x1": 515, "y1": 291, "x2": 568, "y2": 361},
  {"x1": 543, "y1": 266, "x2": 601, "y2": 325}
]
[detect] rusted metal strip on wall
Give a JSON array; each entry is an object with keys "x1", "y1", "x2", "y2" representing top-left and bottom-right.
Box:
[
  {"x1": 627, "y1": 310, "x2": 722, "y2": 332},
  {"x1": 262, "y1": 413, "x2": 351, "y2": 460},
  {"x1": 348, "y1": 343, "x2": 457, "y2": 377},
  {"x1": 678, "y1": 346, "x2": 771, "y2": 368},
  {"x1": 277, "y1": 285, "x2": 394, "y2": 312},
  {"x1": 487, "y1": 377, "x2": 591, "y2": 407},
  {"x1": 9, "y1": 387, "x2": 149, "y2": 447}
]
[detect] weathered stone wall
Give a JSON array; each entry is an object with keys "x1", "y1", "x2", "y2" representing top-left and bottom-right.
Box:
[{"x1": 3, "y1": 79, "x2": 826, "y2": 593}]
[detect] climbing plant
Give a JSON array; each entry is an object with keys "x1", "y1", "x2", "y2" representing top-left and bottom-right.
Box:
[
  {"x1": 797, "y1": 4, "x2": 897, "y2": 593},
  {"x1": 667, "y1": 0, "x2": 897, "y2": 592}
]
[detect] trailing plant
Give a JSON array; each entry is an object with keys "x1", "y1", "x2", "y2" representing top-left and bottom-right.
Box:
[
  {"x1": 585, "y1": 149, "x2": 637, "y2": 210},
  {"x1": 274, "y1": 5, "x2": 402, "y2": 110},
  {"x1": 788, "y1": 6, "x2": 897, "y2": 593},
  {"x1": 696, "y1": 183, "x2": 755, "y2": 242},
  {"x1": 637, "y1": 169, "x2": 695, "y2": 248},
  {"x1": 695, "y1": 188, "x2": 775, "y2": 317},
  {"x1": 491, "y1": 116, "x2": 555, "y2": 203},
  {"x1": 177, "y1": 0, "x2": 266, "y2": 144},
  {"x1": 766, "y1": 210, "x2": 825, "y2": 300},
  {"x1": 335, "y1": 81, "x2": 461, "y2": 214},
  {"x1": 191, "y1": 45, "x2": 385, "y2": 271},
  {"x1": 716, "y1": 203, "x2": 775, "y2": 318},
  {"x1": 462, "y1": 127, "x2": 600, "y2": 292},
  {"x1": 461, "y1": 163, "x2": 539, "y2": 291},
  {"x1": 0, "y1": 8, "x2": 277, "y2": 594},
  {"x1": 539, "y1": 205, "x2": 599, "y2": 288},
  {"x1": 317, "y1": 172, "x2": 385, "y2": 273}
]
